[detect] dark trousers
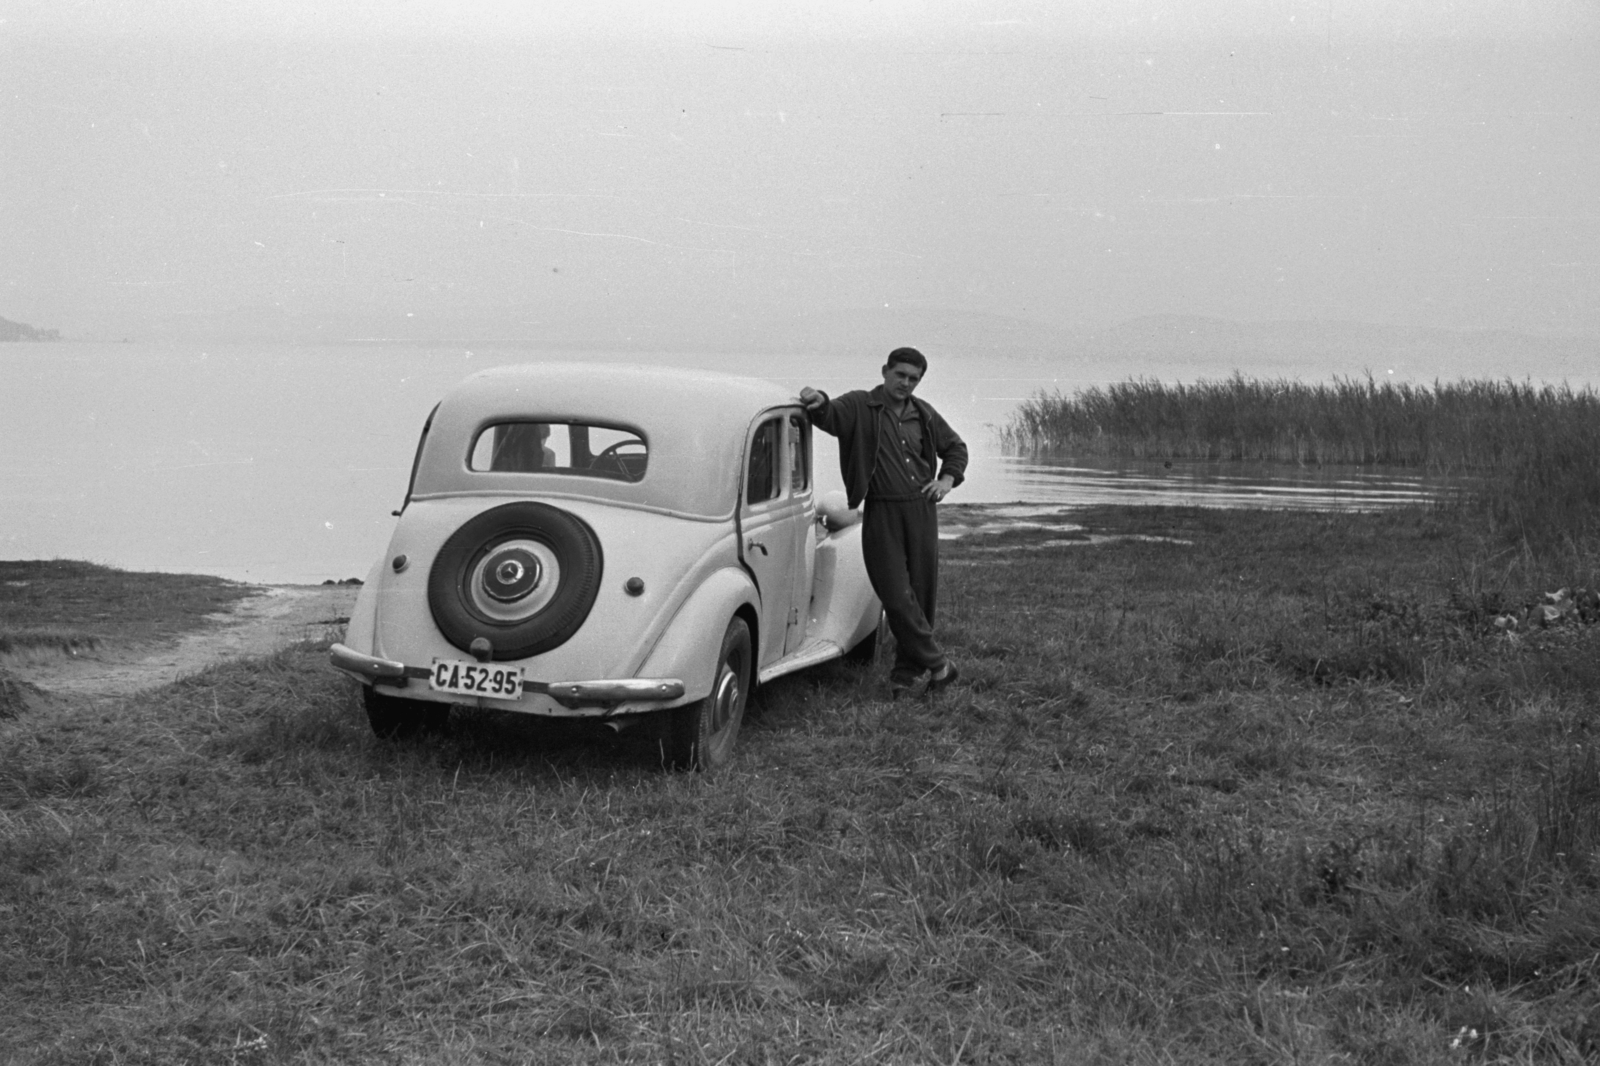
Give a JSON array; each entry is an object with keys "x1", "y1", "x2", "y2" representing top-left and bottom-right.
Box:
[{"x1": 862, "y1": 497, "x2": 946, "y2": 683}]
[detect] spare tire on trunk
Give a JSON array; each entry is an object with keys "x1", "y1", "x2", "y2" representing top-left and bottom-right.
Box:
[{"x1": 428, "y1": 502, "x2": 603, "y2": 661}]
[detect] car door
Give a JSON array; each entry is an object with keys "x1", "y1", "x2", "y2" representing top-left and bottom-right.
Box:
[{"x1": 740, "y1": 412, "x2": 810, "y2": 666}]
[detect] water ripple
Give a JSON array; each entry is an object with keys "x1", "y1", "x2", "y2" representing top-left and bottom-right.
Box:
[{"x1": 992, "y1": 454, "x2": 1437, "y2": 512}]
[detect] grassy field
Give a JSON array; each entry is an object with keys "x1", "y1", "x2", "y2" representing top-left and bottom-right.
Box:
[
  {"x1": 3, "y1": 506, "x2": 1598, "y2": 1063},
  {"x1": 0, "y1": 560, "x2": 254, "y2": 657}
]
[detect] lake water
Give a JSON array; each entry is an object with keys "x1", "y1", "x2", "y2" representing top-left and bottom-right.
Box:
[{"x1": 0, "y1": 342, "x2": 1577, "y2": 584}]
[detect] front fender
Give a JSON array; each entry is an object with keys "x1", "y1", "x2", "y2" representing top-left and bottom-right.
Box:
[
  {"x1": 809, "y1": 522, "x2": 882, "y2": 651},
  {"x1": 635, "y1": 567, "x2": 758, "y2": 702}
]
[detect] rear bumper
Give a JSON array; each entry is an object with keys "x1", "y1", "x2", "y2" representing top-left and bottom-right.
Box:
[
  {"x1": 329, "y1": 643, "x2": 686, "y2": 712},
  {"x1": 330, "y1": 642, "x2": 420, "y2": 682}
]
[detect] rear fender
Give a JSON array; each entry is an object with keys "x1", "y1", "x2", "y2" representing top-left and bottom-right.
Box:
[
  {"x1": 342, "y1": 557, "x2": 388, "y2": 658},
  {"x1": 635, "y1": 567, "x2": 758, "y2": 701}
]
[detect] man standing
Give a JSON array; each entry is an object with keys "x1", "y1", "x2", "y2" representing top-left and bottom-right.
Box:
[{"x1": 800, "y1": 347, "x2": 967, "y2": 698}]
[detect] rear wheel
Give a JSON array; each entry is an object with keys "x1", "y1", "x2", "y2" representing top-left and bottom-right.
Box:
[
  {"x1": 663, "y1": 617, "x2": 752, "y2": 771},
  {"x1": 363, "y1": 685, "x2": 450, "y2": 740}
]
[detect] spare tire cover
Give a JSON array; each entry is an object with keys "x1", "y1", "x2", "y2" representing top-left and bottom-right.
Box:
[{"x1": 428, "y1": 502, "x2": 603, "y2": 661}]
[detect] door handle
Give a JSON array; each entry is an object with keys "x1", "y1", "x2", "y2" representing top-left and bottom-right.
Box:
[{"x1": 746, "y1": 539, "x2": 769, "y2": 556}]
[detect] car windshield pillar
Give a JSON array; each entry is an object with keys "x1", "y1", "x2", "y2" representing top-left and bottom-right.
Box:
[{"x1": 400, "y1": 403, "x2": 440, "y2": 513}]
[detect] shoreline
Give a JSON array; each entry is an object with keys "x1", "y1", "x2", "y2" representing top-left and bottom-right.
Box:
[{"x1": 1, "y1": 583, "x2": 359, "y2": 701}]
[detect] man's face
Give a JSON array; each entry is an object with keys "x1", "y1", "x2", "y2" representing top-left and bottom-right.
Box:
[{"x1": 881, "y1": 361, "x2": 923, "y2": 402}]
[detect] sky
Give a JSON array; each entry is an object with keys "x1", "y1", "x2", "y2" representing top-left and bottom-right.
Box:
[{"x1": 3, "y1": 0, "x2": 1597, "y2": 342}]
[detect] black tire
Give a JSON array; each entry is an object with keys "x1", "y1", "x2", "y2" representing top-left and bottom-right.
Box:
[
  {"x1": 845, "y1": 609, "x2": 887, "y2": 664},
  {"x1": 363, "y1": 685, "x2": 450, "y2": 739},
  {"x1": 663, "y1": 617, "x2": 752, "y2": 772},
  {"x1": 428, "y1": 502, "x2": 603, "y2": 661}
]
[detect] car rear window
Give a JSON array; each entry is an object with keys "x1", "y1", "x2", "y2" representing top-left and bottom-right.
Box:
[{"x1": 468, "y1": 422, "x2": 647, "y2": 483}]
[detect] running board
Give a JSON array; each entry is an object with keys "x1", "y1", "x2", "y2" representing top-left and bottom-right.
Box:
[{"x1": 757, "y1": 638, "x2": 845, "y2": 685}]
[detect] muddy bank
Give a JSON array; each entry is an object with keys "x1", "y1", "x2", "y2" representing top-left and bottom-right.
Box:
[
  {"x1": 2, "y1": 585, "x2": 359, "y2": 700},
  {"x1": 939, "y1": 503, "x2": 1193, "y2": 550}
]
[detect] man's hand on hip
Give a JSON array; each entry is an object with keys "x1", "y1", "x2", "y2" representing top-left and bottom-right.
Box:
[{"x1": 921, "y1": 475, "x2": 955, "y2": 502}]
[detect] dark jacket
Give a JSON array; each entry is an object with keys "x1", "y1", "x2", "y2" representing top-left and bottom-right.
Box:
[{"x1": 806, "y1": 386, "x2": 968, "y2": 509}]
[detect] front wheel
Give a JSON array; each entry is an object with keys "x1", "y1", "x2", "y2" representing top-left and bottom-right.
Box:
[
  {"x1": 363, "y1": 685, "x2": 450, "y2": 740},
  {"x1": 663, "y1": 617, "x2": 752, "y2": 771}
]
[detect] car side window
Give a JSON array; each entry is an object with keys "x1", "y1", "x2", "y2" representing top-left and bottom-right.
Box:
[
  {"x1": 746, "y1": 418, "x2": 782, "y2": 505},
  {"x1": 788, "y1": 413, "x2": 809, "y2": 493}
]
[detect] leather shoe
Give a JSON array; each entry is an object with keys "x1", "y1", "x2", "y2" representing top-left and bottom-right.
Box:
[
  {"x1": 889, "y1": 670, "x2": 926, "y2": 701},
  {"x1": 926, "y1": 662, "x2": 960, "y2": 693}
]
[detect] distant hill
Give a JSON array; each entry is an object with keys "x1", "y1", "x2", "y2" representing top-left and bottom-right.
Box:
[
  {"x1": 1070, "y1": 314, "x2": 1600, "y2": 386},
  {"x1": 62, "y1": 304, "x2": 1598, "y2": 385},
  {"x1": 69, "y1": 302, "x2": 1076, "y2": 355},
  {"x1": 0, "y1": 316, "x2": 60, "y2": 341}
]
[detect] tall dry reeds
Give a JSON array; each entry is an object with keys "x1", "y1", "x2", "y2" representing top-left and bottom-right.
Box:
[
  {"x1": 1005, "y1": 375, "x2": 1600, "y2": 551},
  {"x1": 1004, "y1": 374, "x2": 1598, "y2": 470}
]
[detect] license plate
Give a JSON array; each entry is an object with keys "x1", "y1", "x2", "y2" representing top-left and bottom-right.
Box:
[{"x1": 429, "y1": 658, "x2": 525, "y2": 701}]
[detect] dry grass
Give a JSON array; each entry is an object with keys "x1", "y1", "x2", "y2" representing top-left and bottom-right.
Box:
[
  {"x1": 0, "y1": 560, "x2": 254, "y2": 656},
  {"x1": 1004, "y1": 375, "x2": 1600, "y2": 470},
  {"x1": 3, "y1": 510, "x2": 1599, "y2": 1063}
]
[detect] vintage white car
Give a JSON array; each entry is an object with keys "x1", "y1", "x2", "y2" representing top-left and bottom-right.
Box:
[{"x1": 330, "y1": 363, "x2": 883, "y2": 769}]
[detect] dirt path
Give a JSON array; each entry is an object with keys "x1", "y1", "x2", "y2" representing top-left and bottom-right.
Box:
[{"x1": 5, "y1": 585, "x2": 359, "y2": 700}]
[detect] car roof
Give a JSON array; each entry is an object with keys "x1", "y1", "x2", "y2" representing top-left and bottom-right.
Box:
[{"x1": 410, "y1": 362, "x2": 802, "y2": 519}]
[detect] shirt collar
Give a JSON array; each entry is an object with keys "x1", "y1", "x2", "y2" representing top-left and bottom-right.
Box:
[{"x1": 868, "y1": 385, "x2": 918, "y2": 416}]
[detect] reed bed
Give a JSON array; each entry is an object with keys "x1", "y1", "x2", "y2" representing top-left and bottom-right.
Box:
[
  {"x1": 1005, "y1": 375, "x2": 1600, "y2": 551},
  {"x1": 1004, "y1": 375, "x2": 1600, "y2": 470}
]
